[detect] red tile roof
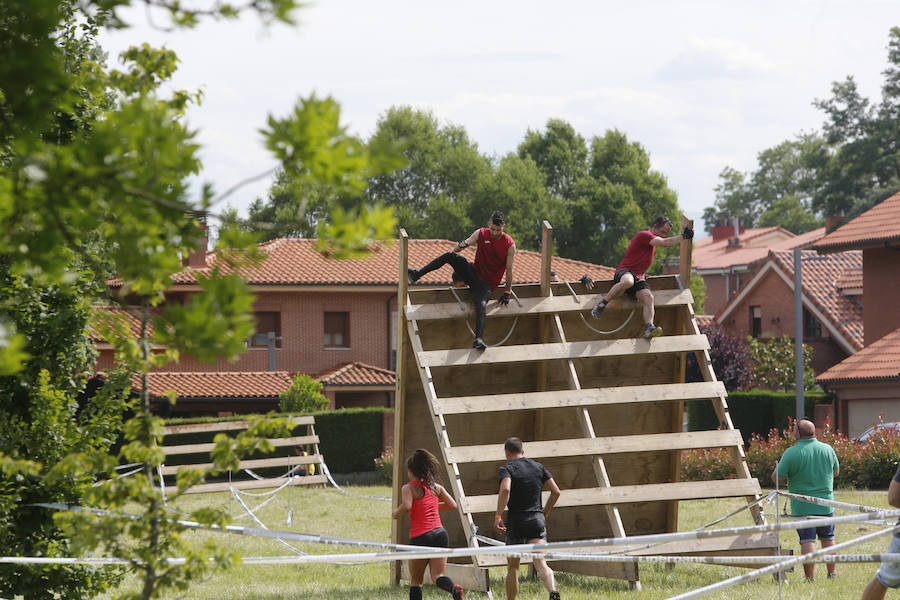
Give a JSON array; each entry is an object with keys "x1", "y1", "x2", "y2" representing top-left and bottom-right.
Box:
[
  {"x1": 813, "y1": 192, "x2": 900, "y2": 253},
  {"x1": 316, "y1": 362, "x2": 395, "y2": 386},
  {"x1": 89, "y1": 306, "x2": 158, "y2": 343},
  {"x1": 129, "y1": 371, "x2": 294, "y2": 399},
  {"x1": 834, "y1": 267, "x2": 863, "y2": 292},
  {"x1": 770, "y1": 250, "x2": 864, "y2": 350},
  {"x1": 692, "y1": 227, "x2": 825, "y2": 271},
  {"x1": 818, "y1": 327, "x2": 900, "y2": 384},
  {"x1": 162, "y1": 238, "x2": 614, "y2": 287}
]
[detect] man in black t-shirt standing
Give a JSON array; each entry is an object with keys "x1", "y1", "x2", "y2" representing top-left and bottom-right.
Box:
[{"x1": 495, "y1": 437, "x2": 562, "y2": 600}]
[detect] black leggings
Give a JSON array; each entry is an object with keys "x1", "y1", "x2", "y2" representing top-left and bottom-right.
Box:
[{"x1": 416, "y1": 252, "x2": 491, "y2": 338}]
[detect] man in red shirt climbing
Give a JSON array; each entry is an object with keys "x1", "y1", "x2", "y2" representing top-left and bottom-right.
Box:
[
  {"x1": 408, "y1": 211, "x2": 516, "y2": 350},
  {"x1": 591, "y1": 216, "x2": 693, "y2": 339}
]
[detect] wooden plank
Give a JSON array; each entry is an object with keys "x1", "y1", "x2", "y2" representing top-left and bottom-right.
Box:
[
  {"x1": 447, "y1": 430, "x2": 744, "y2": 463},
  {"x1": 405, "y1": 289, "x2": 693, "y2": 321},
  {"x1": 162, "y1": 435, "x2": 319, "y2": 456},
  {"x1": 434, "y1": 381, "x2": 726, "y2": 414},
  {"x1": 679, "y1": 214, "x2": 694, "y2": 291},
  {"x1": 400, "y1": 562, "x2": 490, "y2": 592},
  {"x1": 417, "y1": 335, "x2": 710, "y2": 368},
  {"x1": 391, "y1": 229, "x2": 410, "y2": 585},
  {"x1": 463, "y1": 479, "x2": 762, "y2": 513},
  {"x1": 159, "y1": 454, "x2": 321, "y2": 475},
  {"x1": 163, "y1": 416, "x2": 314, "y2": 435},
  {"x1": 182, "y1": 474, "x2": 327, "y2": 494}
]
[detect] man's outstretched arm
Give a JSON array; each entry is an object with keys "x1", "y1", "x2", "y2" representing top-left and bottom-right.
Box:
[{"x1": 455, "y1": 230, "x2": 480, "y2": 253}]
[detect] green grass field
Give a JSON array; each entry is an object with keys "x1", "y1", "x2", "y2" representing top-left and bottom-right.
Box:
[{"x1": 99, "y1": 486, "x2": 896, "y2": 599}]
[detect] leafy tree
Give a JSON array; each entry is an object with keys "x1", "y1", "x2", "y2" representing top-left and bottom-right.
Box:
[
  {"x1": 0, "y1": 2, "x2": 402, "y2": 599},
  {"x1": 364, "y1": 106, "x2": 490, "y2": 238},
  {"x1": 747, "y1": 335, "x2": 819, "y2": 391},
  {"x1": 687, "y1": 322, "x2": 751, "y2": 391},
  {"x1": 689, "y1": 272, "x2": 707, "y2": 315},
  {"x1": 279, "y1": 373, "x2": 329, "y2": 413},
  {"x1": 517, "y1": 118, "x2": 588, "y2": 202}
]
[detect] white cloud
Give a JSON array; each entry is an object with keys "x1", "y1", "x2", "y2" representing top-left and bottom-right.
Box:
[{"x1": 657, "y1": 37, "x2": 775, "y2": 82}]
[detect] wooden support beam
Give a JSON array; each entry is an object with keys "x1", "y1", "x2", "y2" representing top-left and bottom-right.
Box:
[
  {"x1": 417, "y1": 334, "x2": 709, "y2": 368},
  {"x1": 405, "y1": 289, "x2": 693, "y2": 321},
  {"x1": 679, "y1": 214, "x2": 694, "y2": 291},
  {"x1": 162, "y1": 435, "x2": 318, "y2": 456},
  {"x1": 181, "y1": 474, "x2": 327, "y2": 495},
  {"x1": 163, "y1": 416, "x2": 314, "y2": 435},
  {"x1": 463, "y1": 479, "x2": 762, "y2": 513},
  {"x1": 391, "y1": 229, "x2": 410, "y2": 585},
  {"x1": 432, "y1": 381, "x2": 726, "y2": 415},
  {"x1": 159, "y1": 454, "x2": 321, "y2": 475},
  {"x1": 446, "y1": 430, "x2": 744, "y2": 463}
]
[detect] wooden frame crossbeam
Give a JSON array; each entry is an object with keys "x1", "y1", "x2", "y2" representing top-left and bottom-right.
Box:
[
  {"x1": 432, "y1": 381, "x2": 726, "y2": 414},
  {"x1": 184, "y1": 474, "x2": 327, "y2": 495},
  {"x1": 405, "y1": 289, "x2": 693, "y2": 321},
  {"x1": 159, "y1": 454, "x2": 321, "y2": 475},
  {"x1": 446, "y1": 430, "x2": 744, "y2": 463},
  {"x1": 463, "y1": 479, "x2": 762, "y2": 513},
  {"x1": 162, "y1": 416, "x2": 315, "y2": 435},
  {"x1": 417, "y1": 335, "x2": 709, "y2": 367},
  {"x1": 162, "y1": 434, "x2": 319, "y2": 456}
]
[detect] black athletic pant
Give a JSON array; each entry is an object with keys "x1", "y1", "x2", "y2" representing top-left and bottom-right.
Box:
[{"x1": 416, "y1": 252, "x2": 491, "y2": 339}]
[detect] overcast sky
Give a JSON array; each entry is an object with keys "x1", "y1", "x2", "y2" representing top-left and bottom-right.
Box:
[{"x1": 100, "y1": 1, "x2": 898, "y2": 236}]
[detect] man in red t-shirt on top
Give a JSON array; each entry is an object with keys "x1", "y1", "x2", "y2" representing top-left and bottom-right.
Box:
[
  {"x1": 590, "y1": 216, "x2": 693, "y2": 339},
  {"x1": 408, "y1": 211, "x2": 516, "y2": 350}
]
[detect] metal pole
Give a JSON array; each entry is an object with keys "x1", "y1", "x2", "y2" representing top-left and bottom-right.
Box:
[
  {"x1": 267, "y1": 331, "x2": 276, "y2": 371},
  {"x1": 794, "y1": 248, "x2": 804, "y2": 419}
]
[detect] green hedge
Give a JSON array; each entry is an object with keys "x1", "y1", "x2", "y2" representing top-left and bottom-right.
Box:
[
  {"x1": 163, "y1": 407, "x2": 390, "y2": 474},
  {"x1": 687, "y1": 390, "x2": 832, "y2": 443}
]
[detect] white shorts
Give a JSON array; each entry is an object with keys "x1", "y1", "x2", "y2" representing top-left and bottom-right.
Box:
[{"x1": 876, "y1": 534, "x2": 900, "y2": 588}]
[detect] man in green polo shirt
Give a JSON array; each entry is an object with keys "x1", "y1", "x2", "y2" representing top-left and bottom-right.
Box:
[{"x1": 774, "y1": 417, "x2": 840, "y2": 582}]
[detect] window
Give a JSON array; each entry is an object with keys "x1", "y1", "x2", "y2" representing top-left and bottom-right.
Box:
[
  {"x1": 250, "y1": 312, "x2": 281, "y2": 348},
  {"x1": 750, "y1": 305, "x2": 762, "y2": 338},
  {"x1": 803, "y1": 307, "x2": 823, "y2": 340},
  {"x1": 324, "y1": 312, "x2": 350, "y2": 348}
]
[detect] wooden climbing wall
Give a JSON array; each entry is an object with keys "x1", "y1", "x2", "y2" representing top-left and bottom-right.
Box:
[{"x1": 390, "y1": 220, "x2": 779, "y2": 591}]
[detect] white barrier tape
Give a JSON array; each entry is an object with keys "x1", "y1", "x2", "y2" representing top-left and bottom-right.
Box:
[
  {"x1": 232, "y1": 476, "x2": 296, "y2": 497},
  {"x1": 317, "y1": 458, "x2": 390, "y2": 501},
  {"x1": 34, "y1": 502, "x2": 900, "y2": 562},
  {"x1": 665, "y1": 524, "x2": 900, "y2": 600},
  {"x1": 228, "y1": 486, "x2": 306, "y2": 556},
  {"x1": 777, "y1": 491, "x2": 889, "y2": 514},
  {"x1": 694, "y1": 491, "x2": 775, "y2": 530},
  {"x1": 243, "y1": 468, "x2": 265, "y2": 481}
]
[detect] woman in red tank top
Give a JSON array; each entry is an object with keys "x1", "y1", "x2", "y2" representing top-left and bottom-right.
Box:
[{"x1": 392, "y1": 449, "x2": 464, "y2": 600}]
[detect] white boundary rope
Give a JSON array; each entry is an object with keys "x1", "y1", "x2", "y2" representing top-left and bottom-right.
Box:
[{"x1": 317, "y1": 457, "x2": 391, "y2": 501}]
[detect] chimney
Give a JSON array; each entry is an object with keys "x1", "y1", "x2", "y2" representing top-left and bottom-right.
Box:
[
  {"x1": 184, "y1": 217, "x2": 208, "y2": 268},
  {"x1": 725, "y1": 217, "x2": 742, "y2": 248},
  {"x1": 825, "y1": 214, "x2": 846, "y2": 233},
  {"x1": 712, "y1": 217, "x2": 746, "y2": 242}
]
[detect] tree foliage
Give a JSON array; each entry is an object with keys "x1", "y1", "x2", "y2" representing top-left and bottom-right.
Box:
[
  {"x1": 279, "y1": 373, "x2": 329, "y2": 413},
  {"x1": 687, "y1": 322, "x2": 752, "y2": 391},
  {"x1": 703, "y1": 27, "x2": 900, "y2": 233},
  {"x1": 747, "y1": 335, "x2": 819, "y2": 391},
  {"x1": 0, "y1": 1, "x2": 403, "y2": 598}
]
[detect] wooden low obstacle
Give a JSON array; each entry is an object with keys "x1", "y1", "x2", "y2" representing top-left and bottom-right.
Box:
[
  {"x1": 160, "y1": 416, "x2": 327, "y2": 494},
  {"x1": 390, "y1": 218, "x2": 779, "y2": 592}
]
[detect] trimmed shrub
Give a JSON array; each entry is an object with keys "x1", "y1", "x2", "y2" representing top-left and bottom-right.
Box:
[
  {"x1": 681, "y1": 418, "x2": 900, "y2": 489},
  {"x1": 279, "y1": 373, "x2": 329, "y2": 413},
  {"x1": 687, "y1": 390, "x2": 831, "y2": 443}
]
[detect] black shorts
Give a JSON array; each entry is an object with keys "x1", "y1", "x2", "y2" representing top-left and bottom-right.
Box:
[
  {"x1": 409, "y1": 527, "x2": 449, "y2": 548},
  {"x1": 613, "y1": 269, "x2": 650, "y2": 299},
  {"x1": 506, "y1": 513, "x2": 547, "y2": 545}
]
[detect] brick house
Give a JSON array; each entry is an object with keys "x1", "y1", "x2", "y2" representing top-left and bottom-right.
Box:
[
  {"x1": 95, "y1": 237, "x2": 613, "y2": 416},
  {"x1": 814, "y1": 192, "x2": 900, "y2": 437},
  {"x1": 671, "y1": 223, "x2": 825, "y2": 316},
  {"x1": 714, "y1": 249, "x2": 863, "y2": 377}
]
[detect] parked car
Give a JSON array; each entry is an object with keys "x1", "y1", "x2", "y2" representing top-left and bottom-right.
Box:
[{"x1": 854, "y1": 422, "x2": 900, "y2": 443}]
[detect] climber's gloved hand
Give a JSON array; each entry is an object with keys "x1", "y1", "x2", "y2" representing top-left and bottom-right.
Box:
[
  {"x1": 498, "y1": 291, "x2": 511, "y2": 306},
  {"x1": 682, "y1": 227, "x2": 694, "y2": 240},
  {"x1": 579, "y1": 274, "x2": 594, "y2": 290}
]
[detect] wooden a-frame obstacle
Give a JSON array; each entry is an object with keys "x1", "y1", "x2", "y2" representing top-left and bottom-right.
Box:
[{"x1": 390, "y1": 217, "x2": 781, "y2": 592}]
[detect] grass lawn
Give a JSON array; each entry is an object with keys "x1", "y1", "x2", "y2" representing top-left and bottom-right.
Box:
[{"x1": 98, "y1": 486, "x2": 895, "y2": 599}]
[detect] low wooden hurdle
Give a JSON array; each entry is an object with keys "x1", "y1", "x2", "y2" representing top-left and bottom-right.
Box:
[
  {"x1": 391, "y1": 218, "x2": 781, "y2": 592},
  {"x1": 160, "y1": 416, "x2": 327, "y2": 494}
]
